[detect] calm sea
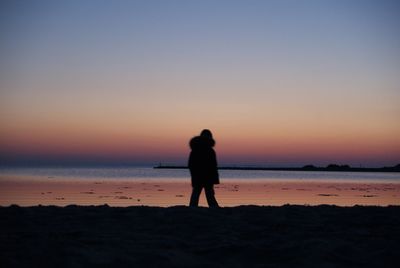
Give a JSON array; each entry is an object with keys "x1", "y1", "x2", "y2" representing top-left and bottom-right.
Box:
[{"x1": 0, "y1": 167, "x2": 399, "y2": 182}]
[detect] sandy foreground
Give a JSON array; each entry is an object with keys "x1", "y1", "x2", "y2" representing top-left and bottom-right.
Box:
[{"x1": 0, "y1": 205, "x2": 399, "y2": 267}]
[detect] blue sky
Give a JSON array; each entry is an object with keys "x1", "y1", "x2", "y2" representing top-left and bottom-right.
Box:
[{"x1": 1, "y1": 0, "x2": 399, "y2": 166}]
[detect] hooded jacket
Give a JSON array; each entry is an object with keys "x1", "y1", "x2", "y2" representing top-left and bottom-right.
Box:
[{"x1": 188, "y1": 136, "x2": 220, "y2": 187}]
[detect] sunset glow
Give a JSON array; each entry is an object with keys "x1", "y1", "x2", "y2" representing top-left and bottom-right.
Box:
[{"x1": 1, "y1": 0, "x2": 399, "y2": 166}]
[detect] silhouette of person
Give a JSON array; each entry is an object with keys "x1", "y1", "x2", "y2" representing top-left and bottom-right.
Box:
[{"x1": 188, "y1": 129, "x2": 220, "y2": 207}]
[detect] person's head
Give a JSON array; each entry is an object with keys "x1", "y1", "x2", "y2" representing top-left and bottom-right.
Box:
[{"x1": 200, "y1": 129, "x2": 213, "y2": 139}]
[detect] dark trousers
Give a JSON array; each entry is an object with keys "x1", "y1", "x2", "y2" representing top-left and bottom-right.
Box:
[{"x1": 189, "y1": 184, "x2": 219, "y2": 207}]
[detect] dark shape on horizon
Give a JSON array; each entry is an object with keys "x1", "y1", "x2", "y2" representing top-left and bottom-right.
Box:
[
  {"x1": 326, "y1": 164, "x2": 351, "y2": 171},
  {"x1": 155, "y1": 163, "x2": 400, "y2": 172},
  {"x1": 188, "y1": 129, "x2": 220, "y2": 208},
  {"x1": 302, "y1": 164, "x2": 316, "y2": 170}
]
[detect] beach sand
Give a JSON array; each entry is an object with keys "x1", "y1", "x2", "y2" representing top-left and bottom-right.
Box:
[
  {"x1": 1, "y1": 176, "x2": 399, "y2": 267},
  {"x1": 1, "y1": 205, "x2": 399, "y2": 267}
]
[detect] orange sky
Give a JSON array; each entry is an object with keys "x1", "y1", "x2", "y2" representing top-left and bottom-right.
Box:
[{"x1": 1, "y1": 1, "x2": 399, "y2": 166}]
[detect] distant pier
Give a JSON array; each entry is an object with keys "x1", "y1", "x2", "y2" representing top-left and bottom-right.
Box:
[{"x1": 154, "y1": 164, "x2": 400, "y2": 172}]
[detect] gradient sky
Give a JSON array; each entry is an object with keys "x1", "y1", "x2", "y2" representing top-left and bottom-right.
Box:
[{"x1": 1, "y1": 0, "x2": 399, "y2": 166}]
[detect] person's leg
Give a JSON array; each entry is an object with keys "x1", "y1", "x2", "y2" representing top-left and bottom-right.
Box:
[
  {"x1": 189, "y1": 186, "x2": 202, "y2": 207},
  {"x1": 205, "y1": 184, "x2": 219, "y2": 208}
]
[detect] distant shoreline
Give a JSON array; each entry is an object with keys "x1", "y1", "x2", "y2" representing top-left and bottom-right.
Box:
[{"x1": 154, "y1": 164, "x2": 400, "y2": 172}]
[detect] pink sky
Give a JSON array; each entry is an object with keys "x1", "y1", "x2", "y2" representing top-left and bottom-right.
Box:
[{"x1": 1, "y1": 1, "x2": 399, "y2": 166}]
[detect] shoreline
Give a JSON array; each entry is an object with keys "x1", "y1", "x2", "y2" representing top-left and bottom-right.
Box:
[{"x1": 1, "y1": 176, "x2": 399, "y2": 207}]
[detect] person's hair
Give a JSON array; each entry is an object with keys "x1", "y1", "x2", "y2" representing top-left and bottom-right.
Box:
[{"x1": 200, "y1": 129, "x2": 213, "y2": 139}]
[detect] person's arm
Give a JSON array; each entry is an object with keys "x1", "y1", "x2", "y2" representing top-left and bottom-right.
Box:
[
  {"x1": 211, "y1": 149, "x2": 219, "y2": 181},
  {"x1": 188, "y1": 151, "x2": 193, "y2": 169},
  {"x1": 211, "y1": 149, "x2": 218, "y2": 169}
]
